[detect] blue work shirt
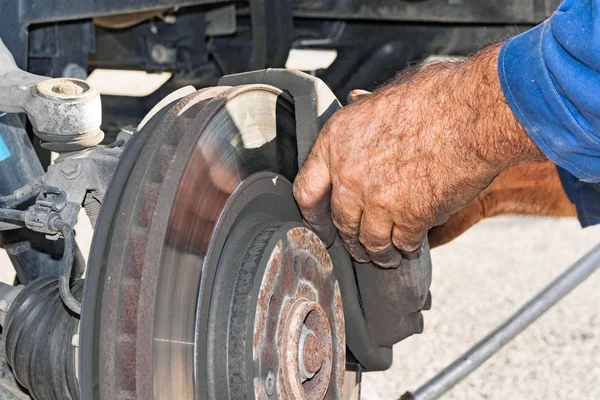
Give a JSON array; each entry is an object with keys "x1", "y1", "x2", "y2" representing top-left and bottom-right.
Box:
[{"x1": 499, "y1": 0, "x2": 600, "y2": 226}]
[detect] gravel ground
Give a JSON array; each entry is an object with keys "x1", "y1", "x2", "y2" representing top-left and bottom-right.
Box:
[{"x1": 361, "y1": 216, "x2": 600, "y2": 400}]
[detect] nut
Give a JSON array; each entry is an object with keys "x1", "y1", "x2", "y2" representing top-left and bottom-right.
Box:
[
  {"x1": 300, "y1": 328, "x2": 324, "y2": 378},
  {"x1": 60, "y1": 161, "x2": 82, "y2": 180}
]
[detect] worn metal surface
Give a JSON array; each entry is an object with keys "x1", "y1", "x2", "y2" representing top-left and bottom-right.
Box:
[
  {"x1": 82, "y1": 85, "x2": 299, "y2": 399},
  {"x1": 79, "y1": 83, "x2": 178, "y2": 400},
  {"x1": 80, "y1": 70, "x2": 430, "y2": 400},
  {"x1": 300, "y1": 326, "x2": 324, "y2": 379},
  {"x1": 401, "y1": 241, "x2": 600, "y2": 400},
  {"x1": 253, "y1": 226, "x2": 344, "y2": 399},
  {"x1": 0, "y1": 39, "x2": 47, "y2": 113},
  {"x1": 46, "y1": 145, "x2": 123, "y2": 207},
  {"x1": 281, "y1": 301, "x2": 333, "y2": 399},
  {"x1": 218, "y1": 68, "x2": 341, "y2": 172},
  {"x1": 0, "y1": 39, "x2": 102, "y2": 149}
]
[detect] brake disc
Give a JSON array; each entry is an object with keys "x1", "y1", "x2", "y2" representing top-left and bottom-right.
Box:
[{"x1": 81, "y1": 85, "x2": 344, "y2": 399}]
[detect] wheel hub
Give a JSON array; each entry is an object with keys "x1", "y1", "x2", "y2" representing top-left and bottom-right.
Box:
[
  {"x1": 253, "y1": 225, "x2": 343, "y2": 400},
  {"x1": 207, "y1": 172, "x2": 344, "y2": 399}
]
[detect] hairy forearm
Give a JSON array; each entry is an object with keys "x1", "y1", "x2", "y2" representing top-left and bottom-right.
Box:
[
  {"x1": 451, "y1": 44, "x2": 546, "y2": 169},
  {"x1": 378, "y1": 43, "x2": 546, "y2": 176}
]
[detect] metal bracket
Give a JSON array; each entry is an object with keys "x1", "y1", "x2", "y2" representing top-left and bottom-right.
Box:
[
  {"x1": 218, "y1": 68, "x2": 341, "y2": 169},
  {"x1": 0, "y1": 38, "x2": 103, "y2": 150},
  {"x1": 46, "y1": 146, "x2": 123, "y2": 206}
]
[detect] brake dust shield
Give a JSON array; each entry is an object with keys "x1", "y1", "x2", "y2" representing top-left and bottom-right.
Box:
[{"x1": 80, "y1": 85, "x2": 345, "y2": 399}]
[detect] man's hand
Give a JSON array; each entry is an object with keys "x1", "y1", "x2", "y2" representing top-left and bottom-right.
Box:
[{"x1": 293, "y1": 44, "x2": 546, "y2": 268}]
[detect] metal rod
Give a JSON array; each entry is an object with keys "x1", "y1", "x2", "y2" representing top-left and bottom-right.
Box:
[
  {"x1": 402, "y1": 242, "x2": 600, "y2": 400},
  {"x1": 0, "y1": 208, "x2": 26, "y2": 222},
  {"x1": 0, "y1": 221, "x2": 23, "y2": 231}
]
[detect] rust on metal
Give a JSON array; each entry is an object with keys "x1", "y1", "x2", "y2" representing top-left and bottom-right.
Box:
[
  {"x1": 303, "y1": 333, "x2": 323, "y2": 375},
  {"x1": 253, "y1": 226, "x2": 345, "y2": 399}
]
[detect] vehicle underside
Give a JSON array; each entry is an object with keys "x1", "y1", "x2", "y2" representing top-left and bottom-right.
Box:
[{"x1": 0, "y1": 1, "x2": 565, "y2": 399}]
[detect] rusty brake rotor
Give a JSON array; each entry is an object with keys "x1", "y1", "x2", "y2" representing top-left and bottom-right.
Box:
[{"x1": 81, "y1": 84, "x2": 345, "y2": 399}]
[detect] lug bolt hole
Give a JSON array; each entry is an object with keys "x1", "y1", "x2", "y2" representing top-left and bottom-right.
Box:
[
  {"x1": 265, "y1": 369, "x2": 275, "y2": 396},
  {"x1": 305, "y1": 257, "x2": 315, "y2": 277}
]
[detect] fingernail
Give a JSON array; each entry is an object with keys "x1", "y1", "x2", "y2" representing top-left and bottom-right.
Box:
[
  {"x1": 338, "y1": 232, "x2": 370, "y2": 262},
  {"x1": 402, "y1": 250, "x2": 420, "y2": 260},
  {"x1": 348, "y1": 245, "x2": 370, "y2": 263},
  {"x1": 369, "y1": 245, "x2": 402, "y2": 269},
  {"x1": 400, "y1": 242, "x2": 425, "y2": 260}
]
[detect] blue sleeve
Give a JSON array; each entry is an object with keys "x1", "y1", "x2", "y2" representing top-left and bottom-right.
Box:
[
  {"x1": 498, "y1": 0, "x2": 600, "y2": 184},
  {"x1": 558, "y1": 167, "x2": 600, "y2": 227}
]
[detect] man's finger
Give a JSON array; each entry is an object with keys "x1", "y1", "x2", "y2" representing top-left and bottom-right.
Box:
[
  {"x1": 392, "y1": 223, "x2": 427, "y2": 254},
  {"x1": 330, "y1": 186, "x2": 368, "y2": 262},
  {"x1": 359, "y1": 211, "x2": 402, "y2": 268},
  {"x1": 338, "y1": 231, "x2": 369, "y2": 263},
  {"x1": 294, "y1": 137, "x2": 337, "y2": 246},
  {"x1": 347, "y1": 89, "x2": 372, "y2": 104}
]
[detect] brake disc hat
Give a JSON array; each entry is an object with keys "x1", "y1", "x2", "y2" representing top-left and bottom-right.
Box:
[{"x1": 81, "y1": 85, "x2": 344, "y2": 399}]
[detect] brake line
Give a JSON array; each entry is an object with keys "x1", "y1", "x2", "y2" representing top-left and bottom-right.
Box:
[
  {"x1": 54, "y1": 220, "x2": 81, "y2": 315},
  {"x1": 0, "y1": 207, "x2": 81, "y2": 314},
  {"x1": 0, "y1": 177, "x2": 44, "y2": 207}
]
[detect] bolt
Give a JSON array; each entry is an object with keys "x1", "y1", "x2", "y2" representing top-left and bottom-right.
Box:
[
  {"x1": 265, "y1": 369, "x2": 275, "y2": 396},
  {"x1": 0, "y1": 300, "x2": 9, "y2": 313},
  {"x1": 61, "y1": 161, "x2": 82, "y2": 180},
  {"x1": 298, "y1": 324, "x2": 323, "y2": 381},
  {"x1": 302, "y1": 333, "x2": 323, "y2": 375}
]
